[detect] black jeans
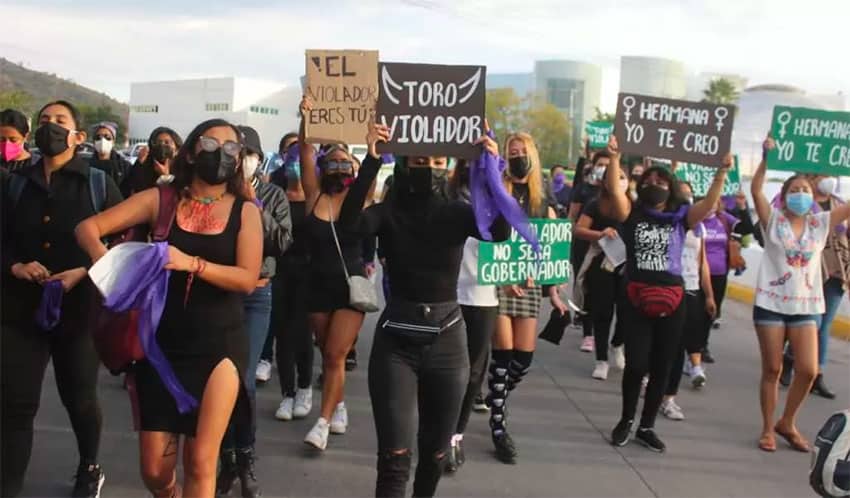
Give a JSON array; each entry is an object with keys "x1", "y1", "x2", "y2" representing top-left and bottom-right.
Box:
[
  {"x1": 272, "y1": 268, "x2": 314, "y2": 396},
  {"x1": 704, "y1": 274, "x2": 727, "y2": 347},
  {"x1": 456, "y1": 305, "x2": 496, "y2": 434},
  {"x1": 587, "y1": 262, "x2": 624, "y2": 362},
  {"x1": 369, "y1": 301, "x2": 469, "y2": 498},
  {"x1": 618, "y1": 286, "x2": 685, "y2": 429},
  {"x1": 1, "y1": 319, "x2": 102, "y2": 497},
  {"x1": 666, "y1": 291, "x2": 709, "y2": 396}
]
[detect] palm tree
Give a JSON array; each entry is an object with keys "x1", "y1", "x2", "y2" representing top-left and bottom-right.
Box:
[{"x1": 702, "y1": 78, "x2": 740, "y2": 105}]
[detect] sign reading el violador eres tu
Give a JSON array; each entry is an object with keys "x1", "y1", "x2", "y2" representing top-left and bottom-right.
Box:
[
  {"x1": 478, "y1": 219, "x2": 572, "y2": 286},
  {"x1": 767, "y1": 106, "x2": 850, "y2": 176},
  {"x1": 376, "y1": 62, "x2": 486, "y2": 159},
  {"x1": 304, "y1": 49, "x2": 379, "y2": 145},
  {"x1": 614, "y1": 93, "x2": 735, "y2": 168}
]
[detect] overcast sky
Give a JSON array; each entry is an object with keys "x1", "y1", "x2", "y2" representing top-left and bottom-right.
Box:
[{"x1": 1, "y1": 0, "x2": 847, "y2": 111}]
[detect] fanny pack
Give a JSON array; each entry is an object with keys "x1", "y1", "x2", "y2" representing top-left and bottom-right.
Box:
[
  {"x1": 381, "y1": 301, "x2": 461, "y2": 346},
  {"x1": 626, "y1": 281, "x2": 683, "y2": 318}
]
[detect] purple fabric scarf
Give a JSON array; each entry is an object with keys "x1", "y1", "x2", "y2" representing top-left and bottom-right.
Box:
[
  {"x1": 99, "y1": 242, "x2": 198, "y2": 413},
  {"x1": 35, "y1": 280, "x2": 64, "y2": 331},
  {"x1": 469, "y1": 149, "x2": 540, "y2": 251}
]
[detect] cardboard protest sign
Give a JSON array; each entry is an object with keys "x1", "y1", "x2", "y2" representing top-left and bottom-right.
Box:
[
  {"x1": 586, "y1": 121, "x2": 614, "y2": 149},
  {"x1": 478, "y1": 219, "x2": 572, "y2": 286},
  {"x1": 304, "y1": 50, "x2": 379, "y2": 145},
  {"x1": 675, "y1": 155, "x2": 741, "y2": 197},
  {"x1": 376, "y1": 62, "x2": 486, "y2": 159},
  {"x1": 614, "y1": 93, "x2": 735, "y2": 167},
  {"x1": 767, "y1": 106, "x2": 850, "y2": 176}
]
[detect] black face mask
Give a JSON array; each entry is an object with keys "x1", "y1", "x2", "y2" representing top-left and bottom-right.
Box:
[
  {"x1": 35, "y1": 122, "x2": 71, "y2": 157},
  {"x1": 320, "y1": 174, "x2": 351, "y2": 194},
  {"x1": 638, "y1": 184, "x2": 670, "y2": 207},
  {"x1": 151, "y1": 143, "x2": 175, "y2": 163},
  {"x1": 508, "y1": 156, "x2": 532, "y2": 179},
  {"x1": 408, "y1": 167, "x2": 448, "y2": 197},
  {"x1": 194, "y1": 149, "x2": 238, "y2": 185}
]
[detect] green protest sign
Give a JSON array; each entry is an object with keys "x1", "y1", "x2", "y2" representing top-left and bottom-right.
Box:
[
  {"x1": 768, "y1": 106, "x2": 850, "y2": 176},
  {"x1": 478, "y1": 219, "x2": 572, "y2": 286},
  {"x1": 586, "y1": 121, "x2": 614, "y2": 149},
  {"x1": 674, "y1": 155, "x2": 741, "y2": 197}
]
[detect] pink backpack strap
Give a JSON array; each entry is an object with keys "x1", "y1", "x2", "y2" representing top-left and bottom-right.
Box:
[{"x1": 151, "y1": 185, "x2": 178, "y2": 241}]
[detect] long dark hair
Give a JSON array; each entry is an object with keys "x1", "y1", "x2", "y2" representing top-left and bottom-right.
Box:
[
  {"x1": 142, "y1": 126, "x2": 183, "y2": 169},
  {"x1": 172, "y1": 119, "x2": 247, "y2": 200},
  {"x1": 637, "y1": 166, "x2": 685, "y2": 211}
]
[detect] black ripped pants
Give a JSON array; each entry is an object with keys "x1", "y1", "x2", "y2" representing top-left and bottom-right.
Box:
[
  {"x1": 1, "y1": 317, "x2": 102, "y2": 497},
  {"x1": 369, "y1": 301, "x2": 469, "y2": 498}
]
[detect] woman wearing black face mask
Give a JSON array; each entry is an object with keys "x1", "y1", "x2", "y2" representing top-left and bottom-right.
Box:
[
  {"x1": 2, "y1": 100, "x2": 123, "y2": 498},
  {"x1": 126, "y1": 127, "x2": 183, "y2": 195},
  {"x1": 76, "y1": 118, "x2": 263, "y2": 498},
  {"x1": 297, "y1": 97, "x2": 368, "y2": 452},
  {"x1": 339, "y1": 119, "x2": 510, "y2": 497},
  {"x1": 604, "y1": 136, "x2": 729, "y2": 453}
]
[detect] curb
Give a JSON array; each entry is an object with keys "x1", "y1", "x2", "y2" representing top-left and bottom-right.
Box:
[{"x1": 727, "y1": 282, "x2": 850, "y2": 341}]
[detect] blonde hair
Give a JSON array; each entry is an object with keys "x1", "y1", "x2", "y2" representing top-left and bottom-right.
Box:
[{"x1": 504, "y1": 132, "x2": 544, "y2": 215}]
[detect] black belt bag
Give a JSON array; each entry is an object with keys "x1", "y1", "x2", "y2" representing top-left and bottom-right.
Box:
[{"x1": 381, "y1": 300, "x2": 461, "y2": 346}]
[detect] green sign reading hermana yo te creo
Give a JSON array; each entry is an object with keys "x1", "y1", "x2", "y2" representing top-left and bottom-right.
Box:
[
  {"x1": 478, "y1": 219, "x2": 572, "y2": 286},
  {"x1": 767, "y1": 106, "x2": 850, "y2": 176},
  {"x1": 586, "y1": 121, "x2": 614, "y2": 149}
]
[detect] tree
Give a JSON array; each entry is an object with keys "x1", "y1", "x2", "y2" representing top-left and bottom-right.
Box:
[
  {"x1": 485, "y1": 88, "x2": 524, "y2": 146},
  {"x1": 702, "y1": 77, "x2": 740, "y2": 105},
  {"x1": 77, "y1": 104, "x2": 127, "y2": 143},
  {"x1": 522, "y1": 97, "x2": 571, "y2": 169},
  {"x1": 593, "y1": 107, "x2": 616, "y2": 123},
  {"x1": 0, "y1": 90, "x2": 35, "y2": 114}
]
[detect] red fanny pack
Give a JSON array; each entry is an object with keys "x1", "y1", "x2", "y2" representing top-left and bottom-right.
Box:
[
  {"x1": 626, "y1": 281, "x2": 683, "y2": 318},
  {"x1": 90, "y1": 185, "x2": 178, "y2": 374}
]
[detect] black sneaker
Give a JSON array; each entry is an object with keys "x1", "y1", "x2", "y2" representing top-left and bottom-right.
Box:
[
  {"x1": 701, "y1": 348, "x2": 715, "y2": 364},
  {"x1": 611, "y1": 419, "x2": 633, "y2": 447},
  {"x1": 492, "y1": 432, "x2": 518, "y2": 464},
  {"x1": 472, "y1": 394, "x2": 489, "y2": 413},
  {"x1": 811, "y1": 374, "x2": 836, "y2": 399},
  {"x1": 236, "y1": 448, "x2": 261, "y2": 498},
  {"x1": 635, "y1": 428, "x2": 666, "y2": 453},
  {"x1": 345, "y1": 349, "x2": 357, "y2": 371},
  {"x1": 216, "y1": 450, "x2": 238, "y2": 497},
  {"x1": 779, "y1": 355, "x2": 793, "y2": 387},
  {"x1": 72, "y1": 464, "x2": 105, "y2": 498}
]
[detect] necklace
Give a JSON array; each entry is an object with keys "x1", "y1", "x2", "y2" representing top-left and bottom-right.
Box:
[{"x1": 185, "y1": 188, "x2": 225, "y2": 205}]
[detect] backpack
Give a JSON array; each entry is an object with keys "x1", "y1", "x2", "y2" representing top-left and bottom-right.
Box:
[
  {"x1": 9, "y1": 167, "x2": 106, "y2": 213},
  {"x1": 811, "y1": 410, "x2": 850, "y2": 498}
]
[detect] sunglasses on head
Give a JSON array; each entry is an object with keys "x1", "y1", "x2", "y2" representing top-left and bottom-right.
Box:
[
  {"x1": 94, "y1": 134, "x2": 114, "y2": 141},
  {"x1": 199, "y1": 136, "x2": 242, "y2": 158},
  {"x1": 322, "y1": 160, "x2": 354, "y2": 173}
]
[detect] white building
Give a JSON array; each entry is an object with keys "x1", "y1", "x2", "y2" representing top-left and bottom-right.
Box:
[
  {"x1": 619, "y1": 56, "x2": 687, "y2": 99},
  {"x1": 128, "y1": 77, "x2": 301, "y2": 154}
]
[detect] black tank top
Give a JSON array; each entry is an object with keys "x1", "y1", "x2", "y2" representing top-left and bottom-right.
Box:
[{"x1": 305, "y1": 195, "x2": 365, "y2": 279}]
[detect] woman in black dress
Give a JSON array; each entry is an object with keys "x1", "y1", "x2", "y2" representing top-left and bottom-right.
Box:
[{"x1": 76, "y1": 119, "x2": 262, "y2": 498}]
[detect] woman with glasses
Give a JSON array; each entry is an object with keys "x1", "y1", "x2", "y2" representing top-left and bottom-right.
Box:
[
  {"x1": 76, "y1": 118, "x2": 263, "y2": 497},
  {"x1": 298, "y1": 97, "x2": 368, "y2": 452}
]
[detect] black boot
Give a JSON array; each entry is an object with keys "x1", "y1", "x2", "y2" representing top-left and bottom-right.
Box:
[
  {"x1": 216, "y1": 450, "x2": 238, "y2": 497},
  {"x1": 811, "y1": 374, "x2": 836, "y2": 399},
  {"x1": 236, "y1": 448, "x2": 261, "y2": 498},
  {"x1": 779, "y1": 355, "x2": 793, "y2": 387}
]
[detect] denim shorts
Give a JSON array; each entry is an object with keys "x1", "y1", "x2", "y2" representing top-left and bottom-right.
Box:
[{"x1": 752, "y1": 306, "x2": 819, "y2": 328}]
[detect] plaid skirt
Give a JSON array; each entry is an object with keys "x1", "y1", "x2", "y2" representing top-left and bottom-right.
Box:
[{"x1": 497, "y1": 285, "x2": 543, "y2": 318}]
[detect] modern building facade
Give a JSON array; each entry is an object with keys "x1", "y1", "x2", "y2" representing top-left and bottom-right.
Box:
[
  {"x1": 128, "y1": 77, "x2": 301, "y2": 153},
  {"x1": 619, "y1": 56, "x2": 687, "y2": 99}
]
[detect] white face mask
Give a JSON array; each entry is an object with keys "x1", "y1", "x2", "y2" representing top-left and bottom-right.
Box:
[
  {"x1": 593, "y1": 166, "x2": 606, "y2": 182},
  {"x1": 94, "y1": 138, "x2": 113, "y2": 155},
  {"x1": 243, "y1": 154, "x2": 260, "y2": 180},
  {"x1": 818, "y1": 177, "x2": 837, "y2": 196}
]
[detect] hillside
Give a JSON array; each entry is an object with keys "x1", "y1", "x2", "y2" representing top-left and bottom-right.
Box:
[{"x1": 0, "y1": 58, "x2": 128, "y2": 139}]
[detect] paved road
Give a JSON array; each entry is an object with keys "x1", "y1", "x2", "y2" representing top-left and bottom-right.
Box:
[{"x1": 22, "y1": 298, "x2": 850, "y2": 497}]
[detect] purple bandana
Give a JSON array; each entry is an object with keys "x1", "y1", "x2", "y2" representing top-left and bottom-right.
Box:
[{"x1": 35, "y1": 280, "x2": 64, "y2": 331}]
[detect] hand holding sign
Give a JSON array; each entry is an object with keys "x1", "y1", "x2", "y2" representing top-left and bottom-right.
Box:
[{"x1": 366, "y1": 119, "x2": 391, "y2": 159}]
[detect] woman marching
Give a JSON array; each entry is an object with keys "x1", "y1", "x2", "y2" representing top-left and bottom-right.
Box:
[
  {"x1": 604, "y1": 136, "x2": 730, "y2": 452},
  {"x1": 0, "y1": 108, "x2": 36, "y2": 173},
  {"x1": 486, "y1": 132, "x2": 568, "y2": 464},
  {"x1": 76, "y1": 118, "x2": 263, "y2": 497},
  {"x1": 126, "y1": 127, "x2": 183, "y2": 194},
  {"x1": 749, "y1": 138, "x2": 850, "y2": 452},
  {"x1": 298, "y1": 98, "x2": 368, "y2": 451}
]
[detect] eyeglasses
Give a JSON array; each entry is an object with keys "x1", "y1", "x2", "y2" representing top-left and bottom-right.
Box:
[
  {"x1": 94, "y1": 134, "x2": 114, "y2": 141},
  {"x1": 199, "y1": 136, "x2": 242, "y2": 158},
  {"x1": 322, "y1": 160, "x2": 354, "y2": 173}
]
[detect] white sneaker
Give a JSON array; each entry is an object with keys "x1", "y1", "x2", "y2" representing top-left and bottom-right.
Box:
[
  {"x1": 293, "y1": 387, "x2": 312, "y2": 419},
  {"x1": 682, "y1": 357, "x2": 693, "y2": 376},
  {"x1": 304, "y1": 418, "x2": 330, "y2": 450},
  {"x1": 255, "y1": 359, "x2": 272, "y2": 383},
  {"x1": 591, "y1": 361, "x2": 609, "y2": 380},
  {"x1": 691, "y1": 365, "x2": 707, "y2": 389},
  {"x1": 275, "y1": 397, "x2": 294, "y2": 421},
  {"x1": 611, "y1": 345, "x2": 626, "y2": 370},
  {"x1": 580, "y1": 336, "x2": 595, "y2": 353},
  {"x1": 660, "y1": 399, "x2": 685, "y2": 421},
  {"x1": 329, "y1": 402, "x2": 348, "y2": 434}
]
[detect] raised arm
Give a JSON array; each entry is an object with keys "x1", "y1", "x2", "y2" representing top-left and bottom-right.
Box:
[
  {"x1": 298, "y1": 96, "x2": 320, "y2": 211},
  {"x1": 688, "y1": 153, "x2": 731, "y2": 227},
  {"x1": 605, "y1": 136, "x2": 630, "y2": 222},
  {"x1": 750, "y1": 137, "x2": 773, "y2": 229},
  {"x1": 76, "y1": 187, "x2": 160, "y2": 263}
]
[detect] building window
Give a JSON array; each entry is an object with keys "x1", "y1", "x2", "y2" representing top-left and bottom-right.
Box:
[
  {"x1": 249, "y1": 105, "x2": 280, "y2": 116},
  {"x1": 545, "y1": 78, "x2": 585, "y2": 114},
  {"x1": 205, "y1": 102, "x2": 230, "y2": 112},
  {"x1": 131, "y1": 104, "x2": 158, "y2": 113}
]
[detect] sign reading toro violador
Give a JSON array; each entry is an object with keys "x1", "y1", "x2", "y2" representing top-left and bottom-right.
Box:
[
  {"x1": 614, "y1": 93, "x2": 735, "y2": 168},
  {"x1": 478, "y1": 219, "x2": 572, "y2": 286},
  {"x1": 376, "y1": 62, "x2": 486, "y2": 159}
]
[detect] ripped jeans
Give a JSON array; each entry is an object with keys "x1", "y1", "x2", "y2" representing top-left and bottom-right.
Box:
[{"x1": 368, "y1": 300, "x2": 469, "y2": 498}]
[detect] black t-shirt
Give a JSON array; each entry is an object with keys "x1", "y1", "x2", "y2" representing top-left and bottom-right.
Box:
[
  {"x1": 570, "y1": 182, "x2": 599, "y2": 207},
  {"x1": 581, "y1": 199, "x2": 621, "y2": 232},
  {"x1": 622, "y1": 206, "x2": 689, "y2": 287}
]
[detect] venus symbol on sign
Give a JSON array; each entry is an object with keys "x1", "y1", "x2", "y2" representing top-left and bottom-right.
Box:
[
  {"x1": 777, "y1": 111, "x2": 792, "y2": 139},
  {"x1": 622, "y1": 96, "x2": 636, "y2": 123},
  {"x1": 714, "y1": 107, "x2": 729, "y2": 132}
]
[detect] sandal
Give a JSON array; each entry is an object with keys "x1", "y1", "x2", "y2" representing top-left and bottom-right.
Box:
[
  {"x1": 774, "y1": 425, "x2": 811, "y2": 452},
  {"x1": 758, "y1": 433, "x2": 776, "y2": 452}
]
